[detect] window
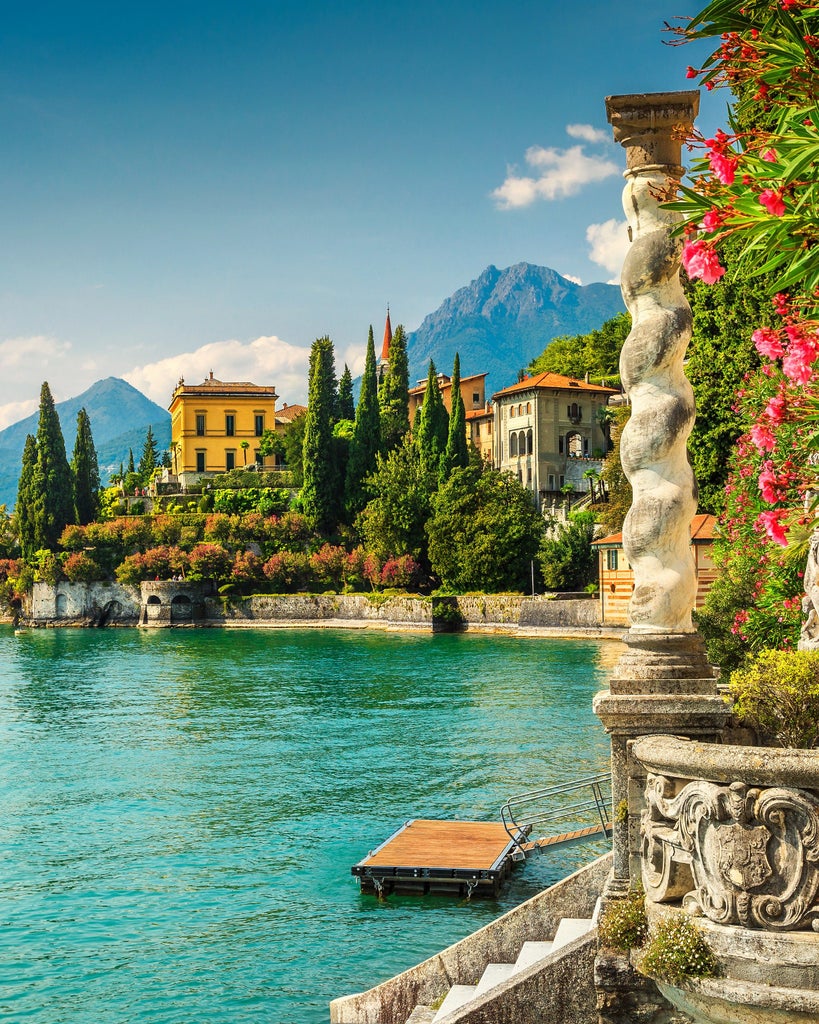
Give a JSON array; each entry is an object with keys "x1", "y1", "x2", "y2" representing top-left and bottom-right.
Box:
[
  {"x1": 196, "y1": 452, "x2": 206, "y2": 473},
  {"x1": 510, "y1": 432, "x2": 518, "y2": 457},
  {"x1": 225, "y1": 414, "x2": 235, "y2": 437},
  {"x1": 526, "y1": 467, "x2": 532, "y2": 484},
  {"x1": 254, "y1": 414, "x2": 264, "y2": 437},
  {"x1": 568, "y1": 402, "x2": 581, "y2": 422},
  {"x1": 559, "y1": 475, "x2": 565, "y2": 488},
  {"x1": 548, "y1": 474, "x2": 555, "y2": 490},
  {"x1": 559, "y1": 436, "x2": 564, "y2": 454},
  {"x1": 527, "y1": 429, "x2": 533, "y2": 455},
  {"x1": 196, "y1": 414, "x2": 206, "y2": 436},
  {"x1": 472, "y1": 392, "x2": 480, "y2": 407},
  {"x1": 255, "y1": 449, "x2": 263, "y2": 466},
  {"x1": 607, "y1": 550, "x2": 619, "y2": 571},
  {"x1": 225, "y1": 450, "x2": 235, "y2": 471},
  {"x1": 518, "y1": 403, "x2": 523, "y2": 417},
  {"x1": 526, "y1": 402, "x2": 532, "y2": 414}
]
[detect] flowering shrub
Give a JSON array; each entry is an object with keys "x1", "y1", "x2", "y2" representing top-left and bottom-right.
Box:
[
  {"x1": 309, "y1": 544, "x2": 347, "y2": 590},
  {"x1": 598, "y1": 889, "x2": 649, "y2": 951},
  {"x1": 62, "y1": 551, "x2": 105, "y2": 583},
  {"x1": 363, "y1": 551, "x2": 382, "y2": 590},
  {"x1": 672, "y1": 0, "x2": 819, "y2": 659},
  {"x1": 115, "y1": 545, "x2": 189, "y2": 584},
  {"x1": 187, "y1": 543, "x2": 233, "y2": 581},
  {"x1": 231, "y1": 550, "x2": 264, "y2": 585},
  {"x1": 379, "y1": 555, "x2": 420, "y2": 590},
  {"x1": 262, "y1": 551, "x2": 311, "y2": 592},
  {"x1": 638, "y1": 914, "x2": 720, "y2": 985}
]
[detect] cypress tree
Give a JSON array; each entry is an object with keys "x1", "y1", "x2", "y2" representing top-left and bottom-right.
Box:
[
  {"x1": 415, "y1": 360, "x2": 449, "y2": 475},
  {"x1": 301, "y1": 336, "x2": 339, "y2": 532},
  {"x1": 128, "y1": 449, "x2": 135, "y2": 475},
  {"x1": 17, "y1": 434, "x2": 38, "y2": 559},
  {"x1": 31, "y1": 381, "x2": 74, "y2": 550},
  {"x1": 72, "y1": 407, "x2": 100, "y2": 525},
  {"x1": 337, "y1": 364, "x2": 355, "y2": 421},
  {"x1": 139, "y1": 425, "x2": 159, "y2": 478},
  {"x1": 378, "y1": 323, "x2": 410, "y2": 451},
  {"x1": 345, "y1": 326, "x2": 381, "y2": 520},
  {"x1": 441, "y1": 352, "x2": 469, "y2": 482}
]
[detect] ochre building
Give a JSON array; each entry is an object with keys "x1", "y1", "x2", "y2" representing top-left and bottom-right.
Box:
[{"x1": 169, "y1": 372, "x2": 278, "y2": 486}]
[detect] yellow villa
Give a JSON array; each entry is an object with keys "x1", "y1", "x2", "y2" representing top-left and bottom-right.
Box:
[{"x1": 169, "y1": 372, "x2": 278, "y2": 486}]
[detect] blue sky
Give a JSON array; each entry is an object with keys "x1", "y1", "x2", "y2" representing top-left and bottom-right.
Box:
[{"x1": 0, "y1": 0, "x2": 725, "y2": 427}]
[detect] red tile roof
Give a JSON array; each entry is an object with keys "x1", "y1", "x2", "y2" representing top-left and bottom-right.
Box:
[
  {"x1": 408, "y1": 372, "x2": 487, "y2": 397},
  {"x1": 492, "y1": 371, "x2": 617, "y2": 399}
]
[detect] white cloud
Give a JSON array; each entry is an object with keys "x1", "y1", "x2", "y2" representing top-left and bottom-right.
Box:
[
  {"x1": 566, "y1": 123, "x2": 609, "y2": 144},
  {"x1": 560, "y1": 272, "x2": 583, "y2": 285},
  {"x1": 492, "y1": 144, "x2": 619, "y2": 209},
  {"x1": 586, "y1": 218, "x2": 630, "y2": 283},
  {"x1": 0, "y1": 397, "x2": 38, "y2": 431},
  {"x1": 125, "y1": 335, "x2": 312, "y2": 408}
]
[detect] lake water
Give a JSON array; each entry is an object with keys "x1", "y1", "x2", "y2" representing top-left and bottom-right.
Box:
[{"x1": 0, "y1": 626, "x2": 616, "y2": 1023}]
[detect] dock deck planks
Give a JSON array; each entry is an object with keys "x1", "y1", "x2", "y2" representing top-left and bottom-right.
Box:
[{"x1": 352, "y1": 819, "x2": 521, "y2": 897}]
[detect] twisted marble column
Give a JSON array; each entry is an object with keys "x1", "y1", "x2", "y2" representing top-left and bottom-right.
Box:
[
  {"x1": 594, "y1": 92, "x2": 729, "y2": 899},
  {"x1": 608, "y1": 92, "x2": 699, "y2": 633}
]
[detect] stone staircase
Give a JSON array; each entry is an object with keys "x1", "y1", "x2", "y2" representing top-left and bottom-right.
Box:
[
  {"x1": 329, "y1": 852, "x2": 611, "y2": 1024},
  {"x1": 416, "y1": 915, "x2": 596, "y2": 1023}
]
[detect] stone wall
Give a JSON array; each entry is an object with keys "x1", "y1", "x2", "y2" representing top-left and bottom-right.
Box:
[
  {"x1": 26, "y1": 586, "x2": 615, "y2": 634},
  {"x1": 28, "y1": 581, "x2": 141, "y2": 625}
]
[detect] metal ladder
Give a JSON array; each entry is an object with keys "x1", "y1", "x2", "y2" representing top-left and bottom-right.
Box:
[{"x1": 500, "y1": 771, "x2": 612, "y2": 859}]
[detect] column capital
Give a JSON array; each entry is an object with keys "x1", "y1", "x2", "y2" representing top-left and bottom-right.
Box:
[{"x1": 605, "y1": 90, "x2": 699, "y2": 172}]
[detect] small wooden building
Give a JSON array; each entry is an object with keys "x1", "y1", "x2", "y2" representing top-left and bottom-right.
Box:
[{"x1": 592, "y1": 513, "x2": 718, "y2": 626}]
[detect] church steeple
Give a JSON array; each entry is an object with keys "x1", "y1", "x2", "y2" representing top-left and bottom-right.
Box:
[
  {"x1": 378, "y1": 306, "x2": 393, "y2": 384},
  {"x1": 380, "y1": 305, "x2": 393, "y2": 362}
]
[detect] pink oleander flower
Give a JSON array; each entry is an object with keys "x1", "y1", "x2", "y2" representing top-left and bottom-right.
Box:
[
  {"x1": 708, "y1": 151, "x2": 739, "y2": 184},
  {"x1": 702, "y1": 209, "x2": 725, "y2": 232},
  {"x1": 782, "y1": 332, "x2": 819, "y2": 385},
  {"x1": 752, "y1": 327, "x2": 784, "y2": 359},
  {"x1": 759, "y1": 189, "x2": 786, "y2": 216},
  {"x1": 757, "y1": 509, "x2": 789, "y2": 547},
  {"x1": 681, "y1": 239, "x2": 726, "y2": 284},
  {"x1": 750, "y1": 422, "x2": 776, "y2": 452},
  {"x1": 761, "y1": 148, "x2": 778, "y2": 162},
  {"x1": 686, "y1": 66, "x2": 698, "y2": 79},
  {"x1": 758, "y1": 461, "x2": 790, "y2": 504},
  {"x1": 763, "y1": 392, "x2": 787, "y2": 425}
]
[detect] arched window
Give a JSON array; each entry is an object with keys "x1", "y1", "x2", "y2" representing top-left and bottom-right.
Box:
[
  {"x1": 510, "y1": 432, "x2": 518, "y2": 457},
  {"x1": 527, "y1": 429, "x2": 534, "y2": 455},
  {"x1": 567, "y1": 431, "x2": 583, "y2": 458},
  {"x1": 526, "y1": 402, "x2": 532, "y2": 414}
]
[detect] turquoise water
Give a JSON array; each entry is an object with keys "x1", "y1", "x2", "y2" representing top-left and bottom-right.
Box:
[{"x1": 0, "y1": 627, "x2": 615, "y2": 1023}]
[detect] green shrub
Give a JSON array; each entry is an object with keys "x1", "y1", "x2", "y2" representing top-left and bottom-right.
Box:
[
  {"x1": 598, "y1": 889, "x2": 648, "y2": 951},
  {"x1": 729, "y1": 649, "x2": 819, "y2": 748},
  {"x1": 638, "y1": 914, "x2": 720, "y2": 985}
]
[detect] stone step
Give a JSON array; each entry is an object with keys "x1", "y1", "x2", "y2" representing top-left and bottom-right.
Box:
[
  {"x1": 474, "y1": 961, "x2": 517, "y2": 996},
  {"x1": 406, "y1": 1006, "x2": 436, "y2": 1024},
  {"x1": 515, "y1": 940, "x2": 554, "y2": 970},
  {"x1": 432, "y1": 985, "x2": 478, "y2": 1021},
  {"x1": 551, "y1": 917, "x2": 594, "y2": 952}
]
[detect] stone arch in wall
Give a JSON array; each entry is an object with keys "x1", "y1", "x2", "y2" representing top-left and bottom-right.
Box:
[
  {"x1": 171, "y1": 594, "x2": 193, "y2": 622},
  {"x1": 567, "y1": 431, "x2": 583, "y2": 458},
  {"x1": 146, "y1": 594, "x2": 163, "y2": 620},
  {"x1": 55, "y1": 593, "x2": 68, "y2": 617}
]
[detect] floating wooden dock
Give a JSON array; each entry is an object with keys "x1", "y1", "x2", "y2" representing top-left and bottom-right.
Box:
[{"x1": 352, "y1": 819, "x2": 523, "y2": 897}]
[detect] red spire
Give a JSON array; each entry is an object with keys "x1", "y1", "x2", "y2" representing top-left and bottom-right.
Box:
[{"x1": 380, "y1": 306, "x2": 392, "y2": 361}]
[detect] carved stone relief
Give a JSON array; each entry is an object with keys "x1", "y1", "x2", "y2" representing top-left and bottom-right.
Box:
[{"x1": 641, "y1": 773, "x2": 819, "y2": 931}]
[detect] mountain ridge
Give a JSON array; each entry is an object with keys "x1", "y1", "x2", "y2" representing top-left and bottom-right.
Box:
[{"x1": 405, "y1": 262, "x2": 623, "y2": 392}]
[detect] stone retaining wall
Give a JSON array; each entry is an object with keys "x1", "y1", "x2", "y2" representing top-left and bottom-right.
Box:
[
  {"x1": 28, "y1": 581, "x2": 141, "y2": 625},
  {"x1": 24, "y1": 586, "x2": 614, "y2": 634}
]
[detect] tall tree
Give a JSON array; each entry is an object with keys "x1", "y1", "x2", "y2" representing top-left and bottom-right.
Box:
[
  {"x1": 378, "y1": 323, "x2": 410, "y2": 451},
  {"x1": 345, "y1": 326, "x2": 382, "y2": 520},
  {"x1": 337, "y1": 364, "x2": 355, "y2": 421},
  {"x1": 127, "y1": 448, "x2": 135, "y2": 475},
  {"x1": 72, "y1": 408, "x2": 100, "y2": 525},
  {"x1": 30, "y1": 382, "x2": 74, "y2": 551},
  {"x1": 301, "y1": 336, "x2": 339, "y2": 532},
  {"x1": 16, "y1": 434, "x2": 38, "y2": 559},
  {"x1": 415, "y1": 360, "x2": 449, "y2": 476},
  {"x1": 441, "y1": 352, "x2": 469, "y2": 482},
  {"x1": 139, "y1": 425, "x2": 159, "y2": 478}
]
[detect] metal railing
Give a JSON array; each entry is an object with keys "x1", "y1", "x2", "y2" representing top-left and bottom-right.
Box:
[{"x1": 501, "y1": 771, "x2": 612, "y2": 857}]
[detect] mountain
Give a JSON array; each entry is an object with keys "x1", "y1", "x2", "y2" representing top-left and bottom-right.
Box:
[
  {"x1": 0, "y1": 377, "x2": 171, "y2": 510},
  {"x1": 405, "y1": 263, "x2": 624, "y2": 394}
]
